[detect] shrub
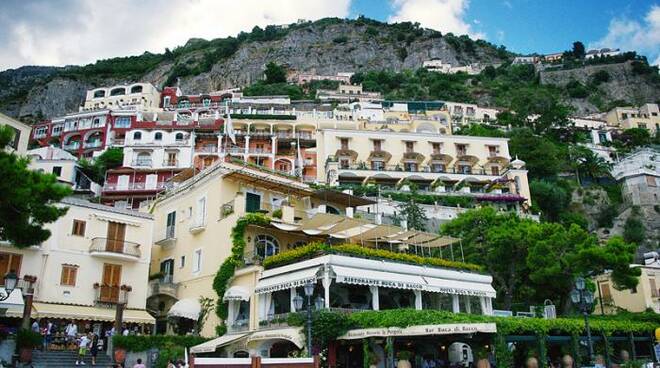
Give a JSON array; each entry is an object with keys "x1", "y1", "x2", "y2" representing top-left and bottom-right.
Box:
[
  {"x1": 112, "y1": 335, "x2": 209, "y2": 352},
  {"x1": 597, "y1": 204, "x2": 618, "y2": 228},
  {"x1": 17, "y1": 329, "x2": 42, "y2": 349},
  {"x1": 623, "y1": 215, "x2": 645, "y2": 244},
  {"x1": 332, "y1": 36, "x2": 348, "y2": 44},
  {"x1": 591, "y1": 70, "x2": 610, "y2": 85}
]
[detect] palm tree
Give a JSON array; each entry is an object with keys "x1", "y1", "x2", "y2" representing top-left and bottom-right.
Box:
[{"x1": 571, "y1": 146, "x2": 611, "y2": 181}]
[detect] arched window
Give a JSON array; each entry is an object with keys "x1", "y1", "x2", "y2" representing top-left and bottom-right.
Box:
[
  {"x1": 133, "y1": 131, "x2": 142, "y2": 140},
  {"x1": 110, "y1": 87, "x2": 126, "y2": 96},
  {"x1": 130, "y1": 85, "x2": 143, "y2": 94},
  {"x1": 326, "y1": 206, "x2": 340, "y2": 215},
  {"x1": 255, "y1": 235, "x2": 279, "y2": 259},
  {"x1": 175, "y1": 132, "x2": 184, "y2": 141},
  {"x1": 93, "y1": 90, "x2": 105, "y2": 98},
  {"x1": 154, "y1": 132, "x2": 163, "y2": 141}
]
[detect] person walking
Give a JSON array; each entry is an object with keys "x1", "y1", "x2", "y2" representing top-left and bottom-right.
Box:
[
  {"x1": 44, "y1": 319, "x2": 53, "y2": 351},
  {"x1": 66, "y1": 320, "x2": 78, "y2": 350},
  {"x1": 75, "y1": 332, "x2": 91, "y2": 365},
  {"x1": 90, "y1": 332, "x2": 99, "y2": 366}
]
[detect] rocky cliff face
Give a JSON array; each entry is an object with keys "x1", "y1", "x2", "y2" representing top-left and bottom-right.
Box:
[
  {"x1": 0, "y1": 20, "x2": 506, "y2": 120},
  {"x1": 540, "y1": 61, "x2": 660, "y2": 115}
]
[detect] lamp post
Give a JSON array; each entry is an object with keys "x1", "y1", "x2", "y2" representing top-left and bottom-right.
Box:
[
  {"x1": 571, "y1": 277, "x2": 595, "y2": 363},
  {"x1": 0, "y1": 271, "x2": 18, "y2": 302},
  {"x1": 114, "y1": 285, "x2": 132, "y2": 334},
  {"x1": 293, "y1": 282, "x2": 324, "y2": 356},
  {"x1": 0, "y1": 272, "x2": 37, "y2": 330}
]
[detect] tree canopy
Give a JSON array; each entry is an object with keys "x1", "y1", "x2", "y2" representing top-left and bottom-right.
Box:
[
  {"x1": 0, "y1": 126, "x2": 71, "y2": 248},
  {"x1": 441, "y1": 207, "x2": 640, "y2": 313}
]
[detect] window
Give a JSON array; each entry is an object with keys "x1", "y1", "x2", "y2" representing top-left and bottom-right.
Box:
[
  {"x1": 34, "y1": 126, "x2": 48, "y2": 137},
  {"x1": 432, "y1": 143, "x2": 441, "y2": 154},
  {"x1": 175, "y1": 132, "x2": 184, "y2": 141},
  {"x1": 154, "y1": 132, "x2": 163, "y2": 141},
  {"x1": 431, "y1": 164, "x2": 445, "y2": 173},
  {"x1": 114, "y1": 117, "x2": 131, "y2": 128},
  {"x1": 133, "y1": 131, "x2": 142, "y2": 140},
  {"x1": 130, "y1": 85, "x2": 143, "y2": 94},
  {"x1": 340, "y1": 159, "x2": 349, "y2": 169},
  {"x1": 255, "y1": 235, "x2": 279, "y2": 259},
  {"x1": 0, "y1": 253, "x2": 22, "y2": 285},
  {"x1": 166, "y1": 152, "x2": 177, "y2": 166},
  {"x1": 646, "y1": 176, "x2": 657, "y2": 187},
  {"x1": 52, "y1": 166, "x2": 62, "y2": 176},
  {"x1": 100, "y1": 263, "x2": 122, "y2": 303},
  {"x1": 246, "y1": 192, "x2": 261, "y2": 213},
  {"x1": 166, "y1": 211, "x2": 176, "y2": 238},
  {"x1": 371, "y1": 161, "x2": 384, "y2": 170},
  {"x1": 650, "y1": 278, "x2": 659, "y2": 297},
  {"x1": 106, "y1": 222, "x2": 126, "y2": 253},
  {"x1": 340, "y1": 138, "x2": 349, "y2": 150},
  {"x1": 373, "y1": 140, "x2": 382, "y2": 151},
  {"x1": 459, "y1": 165, "x2": 472, "y2": 174},
  {"x1": 456, "y1": 144, "x2": 467, "y2": 156},
  {"x1": 163, "y1": 96, "x2": 171, "y2": 107},
  {"x1": 638, "y1": 123, "x2": 647, "y2": 129},
  {"x1": 110, "y1": 88, "x2": 126, "y2": 96},
  {"x1": 60, "y1": 265, "x2": 78, "y2": 286},
  {"x1": 404, "y1": 162, "x2": 417, "y2": 172},
  {"x1": 491, "y1": 166, "x2": 500, "y2": 175},
  {"x1": 196, "y1": 197, "x2": 207, "y2": 225},
  {"x1": 405, "y1": 142, "x2": 414, "y2": 153},
  {"x1": 202, "y1": 98, "x2": 211, "y2": 107},
  {"x1": 600, "y1": 282, "x2": 612, "y2": 302},
  {"x1": 72, "y1": 220, "x2": 86, "y2": 236},
  {"x1": 192, "y1": 249, "x2": 202, "y2": 273},
  {"x1": 93, "y1": 90, "x2": 105, "y2": 98}
]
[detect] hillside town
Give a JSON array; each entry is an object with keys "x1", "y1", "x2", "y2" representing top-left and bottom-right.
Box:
[{"x1": 0, "y1": 5, "x2": 659, "y2": 368}]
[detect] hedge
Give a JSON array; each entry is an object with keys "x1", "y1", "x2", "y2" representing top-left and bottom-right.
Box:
[
  {"x1": 262, "y1": 242, "x2": 483, "y2": 272},
  {"x1": 112, "y1": 335, "x2": 209, "y2": 352},
  {"x1": 212, "y1": 213, "x2": 271, "y2": 335}
]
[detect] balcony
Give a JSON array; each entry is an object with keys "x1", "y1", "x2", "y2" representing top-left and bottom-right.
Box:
[
  {"x1": 228, "y1": 319, "x2": 250, "y2": 333},
  {"x1": 131, "y1": 158, "x2": 152, "y2": 167},
  {"x1": 162, "y1": 159, "x2": 179, "y2": 168},
  {"x1": 102, "y1": 182, "x2": 168, "y2": 192},
  {"x1": 189, "y1": 219, "x2": 206, "y2": 234},
  {"x1": 155, "y1": 225, "x2": 176, "y2": 247},
  {"x1": 63, "y1": 142, "x2": 81, "y2": 150},
  {"x1": 94, "y1": 285, "x2": 120, "y2": 304},
  {"x1": 83, "y1": 140, "x2": 103, "y2": 149},
  {"x1": 89, "y1": 237, "x2": 141, "y2": 261},
  {"x1": 148, "y1": 276, "x2": 178, "y2": 299},
  {"x1": 195, "y1": 146, "x2": 219, "y2": 154},
  {"x1": 247, "y1": 148, "x2": 271, "y2": 155}
]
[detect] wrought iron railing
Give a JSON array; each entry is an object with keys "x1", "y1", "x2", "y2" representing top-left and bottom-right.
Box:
[{"x1": 90, "y1": 237, "x2": 141, "y2": 258}]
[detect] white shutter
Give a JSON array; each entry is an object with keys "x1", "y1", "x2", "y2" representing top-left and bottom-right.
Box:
[
  {"x1": 117, "y1": 175, "x2": 130, "y2": 190},
  {"x1": 145, "y1": 174, "x2": 158, "y2": 189}
]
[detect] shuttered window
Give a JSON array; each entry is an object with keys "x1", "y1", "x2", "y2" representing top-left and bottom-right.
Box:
[
  {"x1": 72, "y1": 220, "x2": 86, "y2": 236},
  {"x1": 60, "y1": 265, "x2": 78, "y2": 286},
  {"x1": 0, "y1": 253, "x2": 22, "y2": 285},
  {"x1": 600, "y1": 282, "x2": 612, "y2": 302}
]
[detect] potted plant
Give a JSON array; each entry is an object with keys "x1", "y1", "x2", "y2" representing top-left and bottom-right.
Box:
[
  {"x1": 397, "y1": 350, "x2": 412, "y2": 368},
  {"x1": 17, "y1": 329, "x2": 42, "y2": 364},
  {"x1": 113, "y1": 336, "x2": 127, "y2": 364}
]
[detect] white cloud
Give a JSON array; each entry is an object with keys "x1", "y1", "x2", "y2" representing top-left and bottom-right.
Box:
[
  {"x1": 590, "y1": 5, "x2": 660, "y2": 65},
  {"x1": 388, "y1": 0, "x2": 486, "y2": 39},
  {"x1": 0, "y1": 0, "x2": 351, "y2": 71}
]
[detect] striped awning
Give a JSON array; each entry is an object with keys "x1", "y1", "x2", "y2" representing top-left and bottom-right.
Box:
[{"x1": 32, "y1": 302, "x2": 155, "y2": 324}]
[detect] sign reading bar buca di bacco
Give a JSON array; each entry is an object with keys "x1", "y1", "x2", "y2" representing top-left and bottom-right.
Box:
[{"x1": 339, "y1": 323, "x2": 497, "y2": 340}]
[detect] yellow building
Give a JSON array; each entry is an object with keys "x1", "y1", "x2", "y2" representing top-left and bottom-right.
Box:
[
  {"x1": 83, "y1": 83, "x2": 161, "y2": 112},
  {"x1": 593, "y1": 259, "x2": 660, "y2": 314},
  {"x1": 605, "y1": 104, "x2": 660, "y2": 135},
  {"x1": 315, "y1": 129, "x2": 531, "y2": 206}
]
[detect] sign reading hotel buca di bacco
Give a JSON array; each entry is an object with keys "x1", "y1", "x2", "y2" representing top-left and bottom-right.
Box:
[{"x1": 339, "y1": 323, "x2": 497, "y2": 340}]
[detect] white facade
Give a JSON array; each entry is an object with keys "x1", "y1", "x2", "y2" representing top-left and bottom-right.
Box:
[
  {"x1": 611, "y1": 148, "x2": 660, "y2": 206},
  {"x1": 83, "y1": 83, "x2": 161, "y2": 112},
  {"x1": 585, "y1": 48, "x2": 621, "y2": 59},
  {"x1": 0, "y1": 112, "x2": 31, "y2": 154},
  {"x1": 27, "y1": 147, "x2": 101, "y2": 194},
  {"x1": 443, "y1": 102, "x2": 501, "y2": 126},
  {"x1": 122, "y1": 129, "x2": 194, "y2": 169},
  {"x1": 1, "y1": 197, "x2": 154, "y2": 323}
]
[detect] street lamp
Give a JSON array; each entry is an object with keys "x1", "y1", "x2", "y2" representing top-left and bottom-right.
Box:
[
  {"x1": 0, "y1": 271, "x2": 18, "y2": 301},
  {"x1": 571, "y1": 277, "x2": 595, "y2": 363}
]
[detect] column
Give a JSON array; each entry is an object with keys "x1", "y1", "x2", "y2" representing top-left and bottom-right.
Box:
[
  {"x1": 479, "y1": 297, "x2": 488, "y2": 316},
  {"x1": 452, "y1": 294, "x2": 460, "y2": 313},
  {"x1": 271, "y1": 136, "x2": 277, "y2": 170},
  {"x1": 244, "y1": 136, "x2": 250, "y2": 156},
  {"x1": 290, "y1": 288, "x2": 298, "y2": 312},
  {"x1": 414, "y1": 290, "x2": 423, "y2": 310},
  {"x1": 322, "y1": 266, "x2": 331, "y2": 308},
  {"x1": 227, "y1": 301, "x2": 236, "y2": 329},
  {"x1": 369, "y1": 286, "x2": 380, "y2": 311},
  {"x1": 465, "y1": 296, "x2": 472, "y2": 314}
]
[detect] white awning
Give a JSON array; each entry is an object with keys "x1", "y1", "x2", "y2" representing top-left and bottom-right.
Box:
[
  {"x1": 190, "y1": 333, "x2": 249, "y2": 354},
  {"x1": 247, "y1": 327, "x2": 304, "y2": 349},
  {"x1": 223, "y1": 286, "x2": 250, "y2": 302},
  {"x1": 332, "y1": 265, "x2": 426, "y2": 290},
  {"x1": 0, "y1": 289, "x2": 24, "y2": 318},
  {"x1": 339, "y1": 323, "x2": 497, "y2": 340},
  {"x1": 423, "y1": 277, "x2": 496, "y2": 298},
  {"x1": 167, "y1": 298, "x2": 201, "y2": 321},
  {"x1": 32, "y1": 302, "x2": 154, "y2": 324},
  {"x1": 255, "y1": 267, "x2": 320, "y2": 294}
]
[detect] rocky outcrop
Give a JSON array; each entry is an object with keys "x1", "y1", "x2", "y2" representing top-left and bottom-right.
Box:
[{"x1": 540, "y1": 61, "x2": 660, "y2": 115}]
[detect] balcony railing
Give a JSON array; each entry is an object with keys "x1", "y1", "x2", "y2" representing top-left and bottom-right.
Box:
[
  {"x1": 103, "y1": 182, "x2": 168, "y2": 191},
  {"x1": 148, "y1": 276, "x2": 178, "y2": 298},
  {"x1": 95, "y1": 285, "x2": 120, "y2": 304},
  {"x1": 228, "y1": 319, "x2": 250, "y2": 333},
  {"x1": 162, "y1": 159, "x2": 179, "y2": 167},
  {"x1": 338, "y1": 164, "x2": 491, "y2": 176},
  {"x1": 195, "y1": 146, "x2": 219, "y2": 153},
  {"x1": 63, "y1": 142, "x2": 81, "y2": 150},
  {"x1": 90, "y1": 237, "x2": 141, "y2": 258},
  {"x1": 131, "y1": 158, "x2": 152, "y2": 167},
  {"x1": 247, "y1": 148, "x2": 271, "y2": 154},
  {"x1": 83, "y1": 140, "x2": 103, "y2": 149}
]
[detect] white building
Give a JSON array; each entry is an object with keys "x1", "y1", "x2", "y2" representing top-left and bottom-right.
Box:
[
  {"x1": 585, "y1": 48, "x2": 621, "y2": 59},
  {"x1": 27, "y1": 146, "x2": 101, "y2": 195},
  {"x1": 122, "y1": 129, "x2": 194, "y2": 171},
  {"x1": 443, "y1": 102, "x2": 501, "y2": 126},
  {"x1": 422, "y1": 59, "x2": 483, "y2": 75},
  {"x1": 83, "y1": 83, "x2": 161, "y2": 112},
  {"x1": 611, "y1": 147, "x2": 660, "y2": 206},
  {"x1": 0, "y1": 112, "x2": 31, "y2": 154},
  {"x1": 0, "y1": 197, "x2": 154, "y2": 330}
]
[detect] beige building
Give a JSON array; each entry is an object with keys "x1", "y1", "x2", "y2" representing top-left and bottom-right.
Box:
[
  {"x1": 605, "y1": 104, "x2": 660, "y2": 134},
  {"x1": 594, "y1": 256, "x2": 660, "y2": 314},
  {"x1": 0, "y1": 197, "x2": 154, "y2": 329},
  {"x1": 0, "y1": 112, "x2": 31, "y2": 154},
  {"x1": 27, "y1": 146, "x2": 101, "y2": 194},
  {"x1": 83, "y1": 83, "x2": 161, "y2": 112},
  {"x1": 316, "y1": 129, "x2": 532, "y2": 206}
]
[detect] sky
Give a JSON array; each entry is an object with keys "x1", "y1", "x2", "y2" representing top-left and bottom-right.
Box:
[{"x1": 0, "y1": 0, "x2": 658, "y2": 72}]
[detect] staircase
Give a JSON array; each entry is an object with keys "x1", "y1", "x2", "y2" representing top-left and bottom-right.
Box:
[{"x1": 29, "y1": 350, "x2": 114, "y2": 368}]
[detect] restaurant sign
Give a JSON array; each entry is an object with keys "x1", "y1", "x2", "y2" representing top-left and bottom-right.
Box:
[{"x1": 338, "y1": 323, "x2": 497, "y2": 340}]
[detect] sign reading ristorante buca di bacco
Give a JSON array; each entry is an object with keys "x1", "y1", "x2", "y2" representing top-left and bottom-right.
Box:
[
  {"x1": 338, "y1": 275, "x2": 425, "y2": 290},
  {"x1": 338, "y1": 323, "x2": 497, "y2": 340}
]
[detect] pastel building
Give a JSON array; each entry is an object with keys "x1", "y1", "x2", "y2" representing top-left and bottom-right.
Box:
[
  {"x1": 0, "y1": 197, "x2": 154, "y2": 330},
  {"x1": 605, "y1": 104, "x2": 660, "y2": 134},
  {"x1": 27, "y1": 147, "x2": 101, "y2": 195},
  {"x1": 83, "y1": 83, "x2": 161, "y2": 112},
  {"x1": 0, "y1": 112, "x2": 31, "y2": 154}
]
